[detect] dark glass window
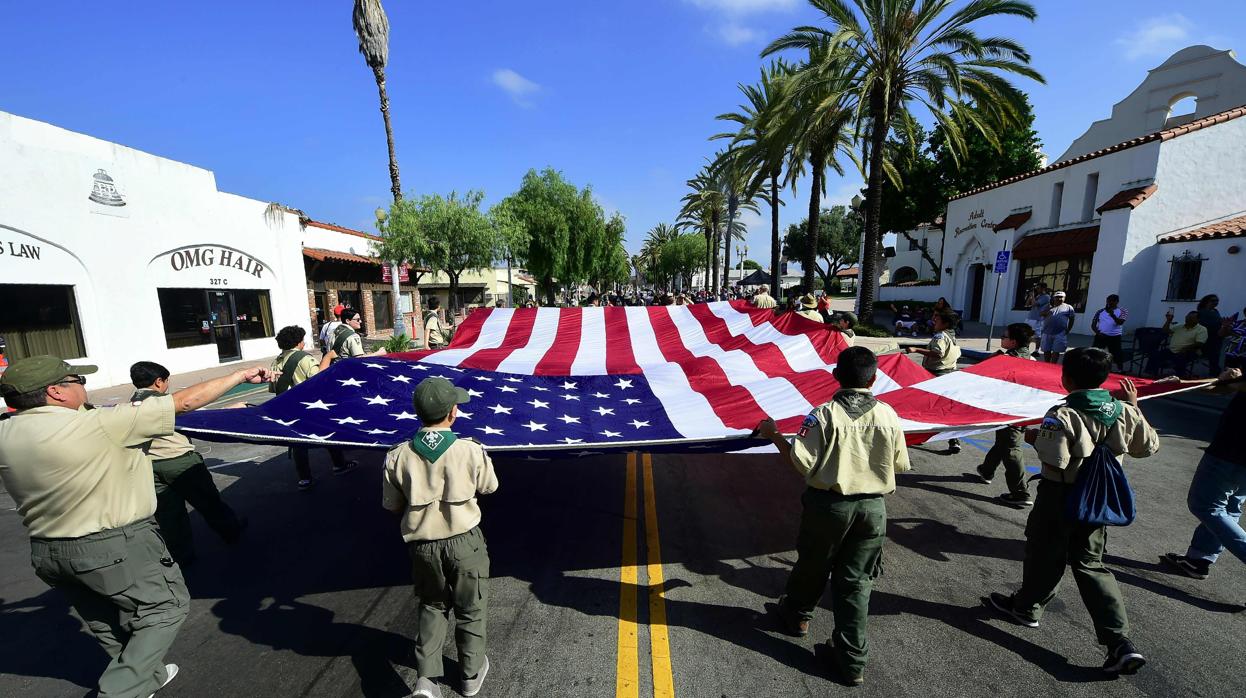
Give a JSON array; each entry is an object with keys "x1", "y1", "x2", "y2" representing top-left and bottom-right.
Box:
[
  {"x1": 337, "y1": 290, "x2": 361, "y2": 315},
  {"x1": 1164, "y1": 252, "x2": 1204, "y2": 301},
  {"x1": 1013, "y1": 255, "x2": 1094, "y2": 312},
  {"x1": 0, "y1": 284, "x2": 86, "y2": 360},
  {"x1": 233, "y1": 290, "x2": 274, "y2": 340},
  {"x1": 158, "y1": 289, "x2": 212, "y2": 349},
  {"x1": 372, "y1": 291, "x2": 393, "y2": 332}
]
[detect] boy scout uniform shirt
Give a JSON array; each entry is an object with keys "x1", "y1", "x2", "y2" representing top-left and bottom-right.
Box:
[
  {"x1": 922, "y1": 330, "x2": 961, "y2": 373},
  {"x1": 425, "y1": 313, "x2": 446, "y2": 347},
  {"x1": 131, "y1": 389, "x2": 195, "y2": 460},
  {"x1": 753, "y1": 293, "x2": 777, "y2": 309},
  {"x1": 790, "y1": 389, "x2": 911, "y2": 495},
  {"x1": 797, "y1": 309, "x2": 824, "y2": 323},
  {"x1": 0, "y1": 396, "x2": 176, "y2": 539},
  {"x1": 270, "y1": 349, "x2": 320, "y2": 387},
  {"x1": 382, "y1": 429, "x2": 499, "y2": 542},
  {"x1": 1034, "y1": 396, "x2": 1159, "y2": 484}
]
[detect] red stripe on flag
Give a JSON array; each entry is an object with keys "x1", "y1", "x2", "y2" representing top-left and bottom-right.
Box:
[
  {"x1": 445, "y1": 308, "x2": 487, "y2": 349},
  {"x1": 878, "y1": 389, "x2": 1021, "y2": 427},
  {"x1": 604, "y1": 306, "x2": 640, "y2": 374},
  {"x1": 646, "y1": 307, "x2": 766, "y2": 430},
  {"x1": 464, "y1": 310, "x2": 534, "y2": 371},
  {"x1": 534, "y1": 307, "x2": 583, "y2": 374}
]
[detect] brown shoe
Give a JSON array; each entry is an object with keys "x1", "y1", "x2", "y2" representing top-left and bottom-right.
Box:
[{"x1": 773, "y1": 596, "x2": 809, "y2": 637}]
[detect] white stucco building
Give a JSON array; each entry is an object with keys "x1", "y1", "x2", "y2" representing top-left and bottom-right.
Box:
[
  {"x1": 885, "y1": 219, "x2": 945, "y2": 284},
  {"x1": 881, "y1": 45, "x2": 1246, "y2": 332}
]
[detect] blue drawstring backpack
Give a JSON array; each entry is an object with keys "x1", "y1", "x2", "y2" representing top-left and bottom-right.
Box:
[{"x1": 1065, "y1": 441, "x2": 1136, "y2": 526}]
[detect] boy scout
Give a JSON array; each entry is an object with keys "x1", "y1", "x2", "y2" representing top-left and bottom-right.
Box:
[
  {"x1": 0, "y1": 355, "x2": 270, "y2": 698},
  {"x1": 832, "y1": 311, "x2": 857, "y2": 346},
  {"x1": 129, "y1": 361, "x2": 247, "y2": 564},
  {"x1": 905, "y1": 309, "x2": 963, "y2": 454},
  {"x1": 973, "y1": 323, "x2": 1037, "y2": 506},
  {"x1": 324, "y1": 307, "x2": 388, "y2": 364},
  {"x1": 796, "y1": 293, "x2": 824, "y2": 322},
  {"x1": 383, "y1": 377, "x2": 499, "y2": 698},
  {"x1": 424, "y1": 296, "x2": 448, "y2": 349},
  {"x1": 271, "y1": 325, "x2": 357, "y2": 489},
  {"x1": 755, "y1": 346, "x2": 910, "y2": 685},
  {"x1": 987, "y1": 347, "x2": 1160, "y2": 674}
]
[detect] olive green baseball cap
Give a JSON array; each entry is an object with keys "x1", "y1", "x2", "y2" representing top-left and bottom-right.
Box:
[
  {"x1": 835, "y1": 311, "x2": 858, "y2": 326},
  {"x1": 413, "y1": 376, "x2": 470, "y2": 422},
  {"x1": 0, "y1": 355, "x2": 98, "y2": 395}
]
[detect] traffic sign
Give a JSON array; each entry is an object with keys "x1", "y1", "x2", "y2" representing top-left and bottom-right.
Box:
[{"x1": 994, "y1": 250, "x2": 1010, "y2": 274}]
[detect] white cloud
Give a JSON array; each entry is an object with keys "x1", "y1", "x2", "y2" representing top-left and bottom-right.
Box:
[
  {"x1": 1114, "y1": 14, "x2": 1194, "y2": 61},
  {"x1": 717, "y1": 23, "x2": 759, "y2": 46},
  {"x1": 491, "y1": 68, "x2": 541, "y2": 106},
  {"x1": 686, "y1": 0, "x2": 798, "y2": 14}
]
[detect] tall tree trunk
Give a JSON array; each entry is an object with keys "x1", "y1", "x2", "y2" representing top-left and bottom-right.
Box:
[
  {"x1": 711, "y1": 209, "x2": 721, "y2": 292},
  {"x1": 860, "y1": 92, "x2": 888, "y2": 325},
  {"x1": 543, "y1": 276, "x2": 556, "y2": 307},
  {"x1": 374, "y1": 66, "x2": 402, "y2": 203},
  {"x1": 803, "y1": 148, "x2": 825, "y2": 294},
  {"x1": 703, "y1": 226, "x2": 713, "y2": 291},
  {"x1": 723, "y1": 195, "x2": 738, "y2": 292},
  {"x1": 769, "y1": 170, "x2": 781, "y2": 298}
]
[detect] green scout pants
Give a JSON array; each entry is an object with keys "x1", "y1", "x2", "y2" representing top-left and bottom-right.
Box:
[
  {"x1": 410, "y1": 526, "x2": 489, "y2": 680},
  {"x1": 1013, "y1": 480, "x2": 1129, "y2": 646},
  {"x1": 784, "y1": 488, "x2": 886, "y2": 674},
  {"x1": 153, "y1": 451, "x2": 244, "y2": 564},
  {"x1": 980, "y1": 426, "x2": 1028, "y2": 495},
  {"x1": 30, "y1": 518, "x2": 189, "y2": 698}
]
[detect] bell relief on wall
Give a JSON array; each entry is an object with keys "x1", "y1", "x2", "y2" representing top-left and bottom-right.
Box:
[{"x1": 88, "y1": 169, "x2": 126, "y2": 206}]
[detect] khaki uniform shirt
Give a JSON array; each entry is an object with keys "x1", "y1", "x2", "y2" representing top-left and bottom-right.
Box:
[
  {"x1": 338, "y1": 331, "x2": 365, "y2": 358},
  {"x1": 0, "y1": 396, "x2": 176, "y2": 538},
  {"x1": 753, "y1": 294, "x2": 776, "y2": 309},
  {"x1": 922, "y1": 330, "x2": 961, "y2": 373},
  {"x1": 131, "y1": 389, "x2": 195, "y2": 461},
  {"x1": 791, "y1": 389, "x2": 911, "y2": 495},
  {"x1": 797, "y1": 309, "x2": 823, "y2": 323},
  {"x1": 1034, "y1": 398, "x2": 1160, "y2": 484},
  {"x1": 838, "y1": 328, "x2": 855, "y2": 347},
  {"x1": 270, "y1": 349, "x2": 320, "y2": 387},
  {"x1": 382, "y1": 429, "x2": 499, "y2": 541},
  {"x1": 425, "y1": 313, "x2": 446, "y2": 347}
]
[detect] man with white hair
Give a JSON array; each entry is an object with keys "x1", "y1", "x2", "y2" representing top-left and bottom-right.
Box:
[{"x1": 1039, "y1": 290, "x2": 1076, "y2": 364}]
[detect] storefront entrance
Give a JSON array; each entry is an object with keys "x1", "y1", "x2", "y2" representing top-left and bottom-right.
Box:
[
  {"x1": 968, "y1": 264, "x2": 986, "y2": 321},
  {"x1": 157, "y1": 287, "x2": 273, "y2": 363},
  {"x1": 207, "y1": 291, "x2": 241, "y2": 362}
]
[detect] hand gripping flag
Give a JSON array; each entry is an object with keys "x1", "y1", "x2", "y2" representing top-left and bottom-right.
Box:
[{"x1": 175, "y1": 301, "x2": 1195, "y2": 454}]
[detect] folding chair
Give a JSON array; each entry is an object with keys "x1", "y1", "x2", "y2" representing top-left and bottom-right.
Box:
[{"x1": 1124, "y1": 327, "x2": 1167, "y2": 376}]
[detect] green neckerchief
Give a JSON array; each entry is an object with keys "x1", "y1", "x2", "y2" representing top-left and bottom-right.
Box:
[
  {"x1": 411, "y1": 428, "x2": 457, "y2": 463},
  {"x1": 1006, "y1": 345, "x2": 1033, "y2": 359},
  {"x1": 129, "y1": 388, "x2": 162, "y2": 403},
  {"x1": 1065, "y1": 389, "x2": 1122, "y2": 428}
]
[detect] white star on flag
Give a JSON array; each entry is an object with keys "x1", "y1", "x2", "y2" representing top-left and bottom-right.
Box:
[
  {"x1": 467, "y1": 389, "x2": 484, "y2": 398},
  {"x1": 390, "y1": 411, "x2": 419, "y2": 421},
  {"x1": 299, "y1": 432, "x2": 336, "y2": 441},
  {"x1": 365, "y1": 428, "x2": 397, "y2": 435},
  {"x1": 530, "y1": 386, "x2": 549, "y2": 392},
  {"x1": 391, "y1": 375, "x2": 413, "y2": 383},
  {"x1": 457, "y1": 410, "x2": 473, "y2": 419},
  {"x1": 629, "y1": 419, "x2": 650, "y2": 428},
  {"x1": 601, "y1": 430, "x2": 622, "y2": 438},
  {"x1": 592, "y1": 392, "x2": 611, "y2": 399},
  {"x1": 413, "y1": 364, "x2": 429, "y2": 371},
  {"x1": 560, "y1": 381, "x2": 577, "y2": 390},
  {"x1": 504, "y1": 377, "x2": 524, "y2": 383},
  {"x1": 488, "y1": 404, "x2": 513, "y2": 414},
  {"x1": 557, "y1": 414, "x2": 581, "y2": 424},
  {"x1": 593, "y1": 407, "x2": 615, "y2": 416},
  {"x1": 561, "y1": 394, "x2": 580, "y2": 401},
  {"x1": 559, "y1": 437, "x2": 584, "y2": 444},
  {"x1": 528, "y1": 399, "x2": 549, "y2": 409},
  {"x1": 364, "y1": 363, "x2": 387, "y2": 369},
  {"x1": 474, "y1": 376, "x2": 493, "y2": 382},
  {"x1": 623, "y1": 399, "x2": 641, "y2": 405},
  {"x1": 614, "y1": 378, "x2": 634, "y2": 389},
  {"x1": 478, "y1": 426, "x2": 505, "y2": 435},
  {"x1": 522, "y1": 420, "x2": 547, "y2": 432},
  {"x1": 302, "y1": 400, "x2": 335, "y2": 410},
  {"x1": 262, "y1": 416, "x2": 299, "y2": 426},
  {"x1": 337, "y1": 378, "x2": 366, "y2": 387},
  {"x1": 498, "y1": 385, "x2": 518, "y2": 393},
  {"x1": 332, "y1": 417, "x2": 366, "y2": 425},
  {"x1": 365, "y1": 395, "x2": 393, "y2": 406}
]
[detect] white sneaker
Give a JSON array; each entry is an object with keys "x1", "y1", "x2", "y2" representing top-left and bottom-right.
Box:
[
  {"x1": 412, "y1": 676, "x2": 443, "y2": 698},
  {"x1": 462, "y1": 656, "x2": 490, "y2": 697},
  {"x1": 147, "y1": 663, "x2": 179, "y2": 697}
]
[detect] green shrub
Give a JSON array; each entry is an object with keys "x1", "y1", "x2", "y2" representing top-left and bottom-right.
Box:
[
  {"x1": 852, "y1": 324, "x2": 895, "y2": 338},
  {"x1": 384, "y1": 334, "x2": 414, "y2": 353}
]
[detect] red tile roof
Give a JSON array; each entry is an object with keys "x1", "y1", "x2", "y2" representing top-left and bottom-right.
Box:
[
  {"x1": 1160, "y1": 215, "x2": 1246, "y2": 244},
  {"x1": 993, "y1": 210, "x2": 1032, "y2": 231},
  {"x1": 835, "y1": 266, "x2": 860, "y2": 277},
  {"x1": 1097, "y1": 184, "x2": 1158, "y2": 214},
  {"x1": 302, "y1": 247, "x2": 381, "y2": 265},
  {"x1": 1012, "y1": 225, "x2": 1100, "y2": 260},
  {"x1": 950, "y1": 104, "x2": 1246, "y2": 201},
  {"x1": 305, "y1": 219, "x2": 381, "y2": 241}
]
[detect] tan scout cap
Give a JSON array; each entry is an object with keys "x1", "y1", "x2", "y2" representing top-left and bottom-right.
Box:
[{"x1": 0, "y1": 355, "x2": 98, "y2": 395}]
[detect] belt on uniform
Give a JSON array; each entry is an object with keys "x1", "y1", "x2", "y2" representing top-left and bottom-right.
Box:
[
  {"x1": 32, "y1": 517, "x2": 157, "y2": 543},
  {"x1": 804, "y1": 486, "x2": 884, "y2": 502}
]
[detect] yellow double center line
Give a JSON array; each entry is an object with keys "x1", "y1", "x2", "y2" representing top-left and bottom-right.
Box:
[{"x1": 616, "y1": 452, "x2": 675, "y2": 698}]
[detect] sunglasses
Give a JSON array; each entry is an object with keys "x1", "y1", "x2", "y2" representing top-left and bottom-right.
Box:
[{"x1": 56, "y1": 375, "x2": 87, "y2": 386}]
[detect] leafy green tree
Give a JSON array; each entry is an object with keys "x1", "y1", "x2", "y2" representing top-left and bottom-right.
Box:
[
  {"x1": 764, "y1": 0, "x2": 1043, "y2": 323},
  {"x1": 742, "y1": 259, "x2": 762, "y2": 270},
  {"x1": 659, "y1": 233, "x2": 704, "y2": 290},
  {"x1": 709, "y1": 147, "x2": 762, "y2": 290},
  {"x1": 592, "y1": 213, "x2": 631, "y2": 291},
  {"x1": 782, "y1": 206, "x2": 861, "y2": 292},
  {"x1": 931, "y1": 96, "x2": 1044, "y2": 196}
]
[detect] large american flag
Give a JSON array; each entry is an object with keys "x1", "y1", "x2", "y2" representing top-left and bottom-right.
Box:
[{"x1": 176, "y1": 301, "x2": 1192, "y2": 453}]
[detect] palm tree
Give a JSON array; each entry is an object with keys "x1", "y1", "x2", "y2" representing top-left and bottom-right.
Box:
[
  {"x1": 709, "y1": 148, "x2": 762, "y2": 293},
  {"x1": 641, "y1": 222, "x2": 678, "y2": 288},
  {"x1": 676, "y1": 169, "x2": 725, "y2": 290},
  {"x1": 715, "y1": 61, "x2": 794, "y2": 299},
  {"x1": 765, "y1": 0, "x2": 1042, "y2": 322}
]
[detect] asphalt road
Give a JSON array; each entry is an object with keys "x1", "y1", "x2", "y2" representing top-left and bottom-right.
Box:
[{"x1": 0, "y1": 396, "x2": 1242, "y2": 698}]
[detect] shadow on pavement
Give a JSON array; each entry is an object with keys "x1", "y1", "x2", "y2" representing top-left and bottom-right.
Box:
[{"x1": 0, "y1": 589, "x2": 109, "y2": 689}]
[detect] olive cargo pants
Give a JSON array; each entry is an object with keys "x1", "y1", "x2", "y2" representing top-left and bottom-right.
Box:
[
  {"x1": 410, "y1": 526, "x2": 490, "y2": 680},
  {"x1": 153, "y1": 451, "x2": 244, "y2": 564},
  {"x1": 30, "y1": 518, "x2": 189, "y2": 698},
  {"x1": 783, "y1": 488, "x2": 886, "y2": 674},
  {"x1": 1012, "y1": 480, "x2": 1130, "y2": 645},
  {"x1": 979, "y1": 426, "x2": 1029, "y2": 496}
]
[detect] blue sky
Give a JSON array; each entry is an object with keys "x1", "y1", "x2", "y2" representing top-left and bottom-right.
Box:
[{"x1": 1, "y1": 1, "x2": 1242, "y2": 269}]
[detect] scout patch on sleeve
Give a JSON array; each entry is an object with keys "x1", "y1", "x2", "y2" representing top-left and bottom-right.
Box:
[
  {"x1": 797, "y1": 413, "x2": 818, "y2": 438},
  {"x1": 1038, "y1": 415, "x2": 1063, "y2": 437}
]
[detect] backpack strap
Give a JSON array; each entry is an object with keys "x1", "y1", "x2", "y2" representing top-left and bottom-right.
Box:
[
  {"x1": 272, "y1": 350, "x2": 310, "y2": 394},
  {"x1": 331, "y1": 325, "x2": 356, "y2": 358}
]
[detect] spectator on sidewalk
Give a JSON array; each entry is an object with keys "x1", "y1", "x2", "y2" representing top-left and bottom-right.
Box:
[
  {"x1": 1196, "y1": 294, "x2": 1224, "y2": 374},
  {"x1": 270, "y1": 325, "x2": 358, "y2": 491},
  {"x1": 1027, "y1": 283, "x2": 1051, "y2": 334},
  {"x1": 754, "y1": 347, "x2": 910, "y2": 686},
  {"x1": 905, "y1": 309, "x2": 963, "y2": 454},
  {"x1": 1161, "y1": 367, "x2": 1246, "y2": 581},
  {"x1": 988, "y1": 348, "x2": 1159, "y2": 675},
  {"x1": 1147, "y1": 309, "x2": 1206, "y2": 378},
  {"x1": 891, "y1": 304, "x2": 917, "y2": 336},
  {"x1": 1039, "y1": 291, "x2": 1076, "y2": 364},
  {"x1": 1222, "y1": 306, "x2": 1245, "y2": 370},
  {"x1": 973, "y1": 323, "x2": 1037, "y2": 506},
  {"x1": 318, "y1": 303, "x2": 345, "y2": 354},
  {"x1": 129, "y1": 361, "x2": 248, "y2": 565},
  {"x1": 796, "y1": 294, "x2": 824, "y2": 323},
  {"x1": 752, "y1": 287, "x2": 777, "y2": 309},
  {"x1": 1091, "y1": 295, "x2": 1128, "y2": 370}
]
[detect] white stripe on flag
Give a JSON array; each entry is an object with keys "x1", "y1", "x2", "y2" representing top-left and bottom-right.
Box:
[
  {"x1": 624, "y1": 306, "x2": 734, "y2": 438},
  {"x1": 914, "y1": 371, "x2": 1066, "y2": 419},
  {"x1": 422, "y1": 309, "x2": 513, "y2": 367},
  {"x1": 570, "y1": 307, "x2": 608, "y2": 375},
  {"x1": 666, "y1": 306, "x2": 812, "y2": 419},
  {"x1": 495, "y1": 307, "x2": 561, "y2": 374},
  {"x1": 708, "y1": 303, "x2": 829, "y2": 372}
]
